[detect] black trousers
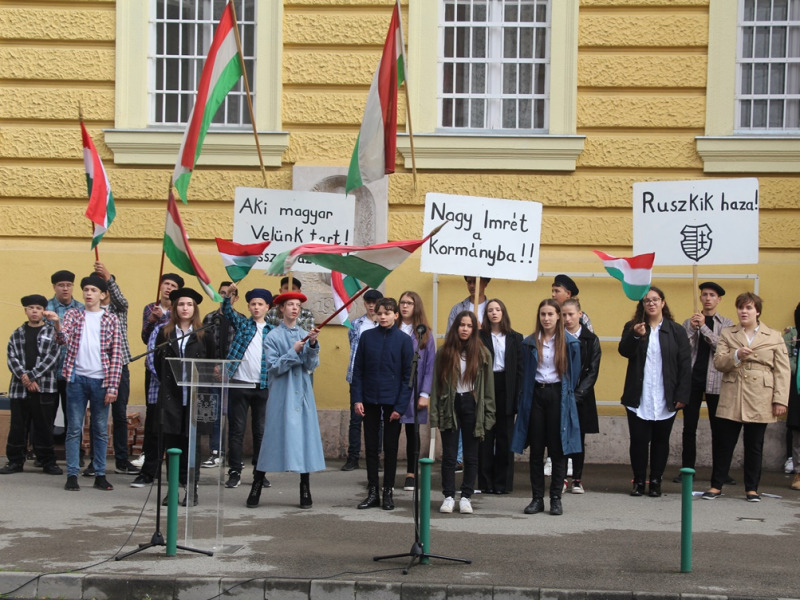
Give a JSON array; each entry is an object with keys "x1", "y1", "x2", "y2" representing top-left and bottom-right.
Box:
[
  {"x1": 141, "y1": 401, "x2": 161, "y2": 479},
  {"x1": 441, "y1": 392, "x2": 479, "y2": 499},
  {"x1": 711, "y1": 418, "x2": 767, "y2": 492},
  {"x1": 479, "y1": 374, "x2": 515, "y2": 493},
  {"x1": 528, "y1": 383, "x2": 566, "y2": 499},
  {"x1": 626, "y1": 410, "x2": 676, "y2": 483},
  {"x1": 364, "y1": 403, "x2": 401, "y2": 490},
  {"x1": 404, "y1": 422, "x2": 420, "y2": 475},
  {"x1": 227, "y1": 384, "x2": 268, "y2": 474},
  {"x1": 680, "y1": 388, "x2": 720, "y2": 469},
  {"x1": 7, "y1": 393, "x2": 58, "y2": 467},
  {"x1": 163, "y1": 431, "x2": 201, "y2": 487}
]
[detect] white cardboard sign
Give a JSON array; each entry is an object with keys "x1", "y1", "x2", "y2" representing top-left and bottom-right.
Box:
[
  {"x1": 232, "y1": 187, "x2": 355, "y2": 273},
  {"x1": 421, "y1": 193, "x2": 542, "y2": 281},
  {"x1": 632, "y1": 178, "x2": 759, "y2": 266}
]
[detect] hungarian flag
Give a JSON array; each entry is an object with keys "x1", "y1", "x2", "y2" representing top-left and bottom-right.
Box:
[
  {"x1": 164, "y1": 191, "x2": 222, "y2": 301},
  {"x1": 593, "y1": 250, "x2": 655, "y2": 301},
  {"x1": 172, "y1": 1, "x2": 243, "y2": 203},
  {"x1": 345, "y1": 0, "x2": 405, "y2": 195},
  {"x1": 330, "y1": 271, "x2": 363, "y2": 328},
  {"x1": 268, "y1": 223, "x2": 445, "y2": 289},
  {"x1": 81, "y1": 122, "x2": 116, "y2": 249},
  {"x1": 215, "y1": 238, "x2": 271, "y2": 282}
]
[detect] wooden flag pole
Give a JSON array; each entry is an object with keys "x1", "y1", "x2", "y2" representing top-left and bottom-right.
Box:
[
  {"x1": 79, "y1": 103, "x2": 100, "y2": 261},
  {"x1": 155, "y1": 182, "x2": 171, "y2": 303},
  {"x1": 300, "y1": 284, "x2": 370, "y2": 342},
  {"x1": 395, "y1": 0, "x2": 417, "y2": 191},
  {"x1": 692, "y1": 264, "x2": 699, "y2": 314},
  {"x1": 228, "y1": 0, "x2": 269, "y2": 190},
  {"x1": 473, "y1": 276, "x2": 481, "y2": 328}
]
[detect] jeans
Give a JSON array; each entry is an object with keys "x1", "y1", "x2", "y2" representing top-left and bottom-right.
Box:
[
  {"x1": 227, "y1": 384, "x2": 267, "y2": 474},
  {"x1": 66, "y1": 375, "x2": 110, "y2": 477},
  {"x1": 626, "y1": 409, "x2": 676, "y2": 484},
  {"x1": 346, "y1": 402, "x2": 364, "y2": 461},
  {"x1": 6, "y1": 393, "x2": 58, "y2": 467},
  {"x1": 528, "y1": 383, "x2": 567, "y2": 499},
  {"x1": 441, "y1": 392, "x2": 479, "y2": 499}
]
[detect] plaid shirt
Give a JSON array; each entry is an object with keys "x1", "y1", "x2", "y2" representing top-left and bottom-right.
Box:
[
  {"x1": 346, "y1": 314, "x2": 378, "y2": 384},
  {"x1": 56, "y1": 308, "x2": 123, "y2": 395},
  {"x1": 223, "y1": 297, "x2": 273, "y2": 388},
  {"x1": 145, "y1": 324, "x2": 163, "y2": 404},
  {"x1": 46, "y1": 296, "x2": 84, "y2": 379},
  {"x1": 104, "y1": 276, "x2": 132, "y2": 365},
  {"x1": 7, "y1": 323, "x2": 60, "y2": 398},
  {"x1": 683, "y1": 312, "x2": 734, "y2": 395},
  {"x1": 141, "y1": 302, "x2": 170, "y2": 344},
  {"x1": 266, "y1": 306, "x2": 315, "y2": 331}
]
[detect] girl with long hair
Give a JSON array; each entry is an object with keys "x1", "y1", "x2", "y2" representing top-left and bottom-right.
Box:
[
  {"x1": 618, "y1": 286, "x2": 690, "y2": 498},
  {"x1": 431, "y1": 310, "x2": 495, "y2": 514},
  {"x1": 397, "y1": 291, "x2": 436, "y2": 492},
  {"x1": 511, "y1": 299, "x2": 581, "y2": 516},
  {"x1": 478, "y1": 299, "x2": 523, "y2": 494}
]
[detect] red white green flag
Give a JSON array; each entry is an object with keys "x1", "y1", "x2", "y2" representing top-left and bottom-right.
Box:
[
  {"x1": 330, "y1": 271, "x2": 363, "y2": 328},
  {"x1": 215, "y1": 238, "x2": 271, "y2": 282},
  {"x1": 172, "y1": 1, "x2": 243, "y2": 203},
  {"x1": 81, "y1": 121, "x2": 115, "y2": 249},
  {"x1": 268, "y1": 223, "x2": 445, "y2": 289},
  {"x1": 593, "y1": 250, "x2": 655, "y2": 301},
  {"x1": 345, "y1": 0, "x2": 405, "y2": 195},
  {"x1": 164, "y1": 191, "x2": 222, "y2": 301}
]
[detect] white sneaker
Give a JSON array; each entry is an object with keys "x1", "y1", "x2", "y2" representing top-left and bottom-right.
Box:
[
  {"x1": 544, "y1": 457, "x2": 552, "y2": 477},
  {"x1": 130, "y1": 455, "x2": 144, "y2": 468},
  {"x1": 201, "y1": 451, "x2": 220, "y2": 468},
  {"x1": 571, "y1": 480, "x2": 585, "y2": 494},
  {"x1": 459, "y1": 496, "x2": 473, "y2": 514},
  {"x1": 784, "y1": 457, "x2": 794, "y2": 474},
  {"x1": 567, "y1": 458, "x2": 573, "y2": 477},
  {"x1": 562, "y1": 479, "x2": 568, "y2": 494},
  {"x1": 440, "y1": 496, "x2": 455, "y2": 513}
]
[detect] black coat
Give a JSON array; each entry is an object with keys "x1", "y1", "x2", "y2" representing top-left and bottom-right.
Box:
[
  {"x1": 479, "y1": 329, "x2": 523, "y2": 416},
  {"x1": 154, "y1": 326, "x2": 216, "y2": 436},
  {"x1": 574, "y1": 327, "x2": 601, "y2": 434},
  {"x1": 618, "y1": 318, "x2": 691, "y2": 412}
]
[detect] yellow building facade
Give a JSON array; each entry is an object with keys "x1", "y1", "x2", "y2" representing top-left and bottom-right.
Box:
[{"x1": 2, "y1": 0, "x2": 799, "y2": 461}]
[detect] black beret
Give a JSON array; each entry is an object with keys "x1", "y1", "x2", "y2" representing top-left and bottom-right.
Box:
[
  {"x1": 280, "y1": 276, "x2": 302, "y2": 289},
  {"x1": 699, "y1": 282, "x2": 725, "y2": 297},
  {"x1": 245, "y1": 288, "x2": 273, "y2": 305},
  {"x1": 169, "y1": 287, "x2": 203, "y2": 305},
  {"x1": 553, "y1": 274, "x2": 579, "y2": 297},
  {"x1": 161, "y1": 273, "x2": 185, "y2": 288},
  {"x1": 80, "y1": 275, "x2": 108, "y2": 293},
  {"x1": 21, "y1": 294, "x2": 48, "y2": 308},
  {"x1": 363, "y1": 289, "x2": 384, "y2": 302},
  {"x1": 51, "y1": 270, "x2": 75, "y2": 284}
]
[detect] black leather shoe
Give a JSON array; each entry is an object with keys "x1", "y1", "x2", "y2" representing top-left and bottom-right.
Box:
[
  {"x1": 300, "y1": 480, "x2": 312, "y2": 509},
  {"x1": 630, "y1": 481, "x2": 645, "y2": 496},
  {"x1": 549, "y1": 497, "x2": 563, "y2": 515},
  {"x1": 648, "y1": 479, "x2": 662, "y2": 497},
  {"x1": 523, "y1": 497, "x2": 545, "y2": 514},
  {"x1": 247, "y1": 478, "x2": 264, "y2": 508},
  {"x1": 357, "y1": 486, "x2": 380, "y2": 509},
  {"x1": 341, "y1": 458, "x2": 359, "y2": 471},
  {"x1": 672, "y1": 474, "x2": 683, "y2": 484},
  {"x1": 382, "y1": 488, "x2": 394, "y2": 510},
  {"x1": 0, "y1": 463, "x2": 24, "y2": 475}
]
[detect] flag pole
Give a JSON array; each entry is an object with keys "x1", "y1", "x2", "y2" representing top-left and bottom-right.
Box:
[
  {"x1": 395, "y1": 0, "x2": 417, "y2": 191},
  {"x1": 692, "y1": 264, "x2": 699, "y2": 313},
  {"x1": 79, "y1": 103, "x2": 101, "y2": 261},
  {"x1": 300, "y1": 284, "x2": 371, "y2": 341},
  {"x1": 228, "y1": 0, "x2": 269, "y2": 190},
  {"x1": 156, "y1": 183, "x2": 170, "y2": 303}
]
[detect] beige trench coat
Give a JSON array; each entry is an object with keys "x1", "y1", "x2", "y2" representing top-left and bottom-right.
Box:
[{"x1": 713, "y1": 322, "x2": 790, "y2": 423}]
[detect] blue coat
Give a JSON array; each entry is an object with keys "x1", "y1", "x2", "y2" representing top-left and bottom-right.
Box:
[
  {"x1": 511, "y1": 332, "x2": 582, "y2": 456},
  {"x1": 257, "y1": 322, "x2": 325, "y2": 474},
  {"x1": 350, "y1": 325, "x2": 413, "y2": 416}
]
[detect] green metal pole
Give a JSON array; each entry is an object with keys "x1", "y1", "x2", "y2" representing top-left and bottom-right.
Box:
[
  {"x1": 166, "y1": 448, "x2": 182, "y2": 557},
  {"x1": 419, "y1": 458, "x2": 433, "y2": 565},
  {"x1": 680, "y1": 467, "x2": 695, "y2": 573}
]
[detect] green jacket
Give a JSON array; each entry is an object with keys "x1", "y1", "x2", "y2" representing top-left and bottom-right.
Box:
[{"x1": 430, "y1": 346, "x2": 496, "y2": 440}]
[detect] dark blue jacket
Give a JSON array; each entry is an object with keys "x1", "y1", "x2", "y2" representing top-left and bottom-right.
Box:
[{"x1": 350, "y1": 324, "x2": 413, "y2": 416}]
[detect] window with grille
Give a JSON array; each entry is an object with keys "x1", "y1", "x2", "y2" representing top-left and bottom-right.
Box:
[
  {"x1": 439, "y1": 0, "x2": 549, "y2": 131},
  {"x1": 151, "y1": 0, "x2": 255, "y2": 127},
  {"x1": 738, "y1": 0, "x2": 800, "y2": 130}
]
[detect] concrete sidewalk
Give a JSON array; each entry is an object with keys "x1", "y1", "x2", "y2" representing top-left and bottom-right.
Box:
[{"x1": 0, "y1": 460, "x2": 798, "y2": 600}]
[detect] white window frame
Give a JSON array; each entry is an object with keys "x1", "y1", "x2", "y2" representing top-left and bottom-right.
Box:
[
  {"x1": 397, "y1": 0, "x2": 584, "y2": 171},
  {"x1": 697, "y1": 0, "x2": 800, "y2": 173},
  {"x1": 106, "y1": 0, "x2": 287, "y2": 167}
]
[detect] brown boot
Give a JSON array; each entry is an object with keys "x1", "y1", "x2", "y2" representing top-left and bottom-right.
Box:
[{"x1": 791, "y1": 473, "x2": 800, "y2": 491}]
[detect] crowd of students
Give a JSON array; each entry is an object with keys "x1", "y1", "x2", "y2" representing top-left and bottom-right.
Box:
[{"x1": 3, "y1": 268, "x2": 798, "y2": 516}]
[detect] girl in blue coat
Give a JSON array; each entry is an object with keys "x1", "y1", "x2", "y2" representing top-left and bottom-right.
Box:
[{"x1": 511, "y1": 298, "x2": 581, "y2": 516}]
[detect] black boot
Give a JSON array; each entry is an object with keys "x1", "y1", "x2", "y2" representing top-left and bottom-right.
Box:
[
  {"x1": 648, "y1": 478, "x2": 662, "y2": 497},
  {"x1": 630, "y1": 481, "x2": 645, "y2": 497},
  {"x1": 357, "y1": 486, "x2": 380, "y2": 509},
  {"x1": 299, "y1": 473, "x2": 312, "y2": 509},
  {"x1": 247, "y1": 473, "x2": 264, "y2": 508},
  {"x1": 382, "y1": 488, "x2": 394, "y2": 511}
]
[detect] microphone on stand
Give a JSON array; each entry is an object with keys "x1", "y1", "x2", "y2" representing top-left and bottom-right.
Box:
[{"x1": 415, "y1": 324, "x2": 427, "y2": 339}]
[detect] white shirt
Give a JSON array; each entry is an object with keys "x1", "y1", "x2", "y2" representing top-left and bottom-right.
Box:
[
  {"x1": 535, "y1": 334, "x2": 560, "y2": 383},
  {"x1": 235, "y1": 321, "x2": 266, "y2": 384},
  {"x1": 491, "y1": 331, "x2": 506, "y2": 372},
  {"x1": 456, "y1": 354, "x2": 471, "y2": 393},
  {"x1": 74, "y1": 310, "x2": 104, "y2": 379},
  {"x1": 630, "y1": 320, "x2": 674, "y2": 421}
]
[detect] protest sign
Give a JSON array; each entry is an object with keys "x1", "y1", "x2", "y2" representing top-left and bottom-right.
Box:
[
  {"x1": 233, "y1": 187, "x2": 355, "y2": 273},
  {"x1": 633, "y1": 178, "x2": 759, "y2": 266},
  {"x1": 421, "y1": 193, "x2": 542, "y2": 281}
]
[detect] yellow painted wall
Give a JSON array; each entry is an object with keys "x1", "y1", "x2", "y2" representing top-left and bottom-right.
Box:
[{"x1": 1, "y1": 0, "x2": 799, "y2": 415}]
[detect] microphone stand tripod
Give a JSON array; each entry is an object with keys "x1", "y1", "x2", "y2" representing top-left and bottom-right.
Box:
[{"x1": 373, "y1": 324, "x2": 470, "y2": 573}]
